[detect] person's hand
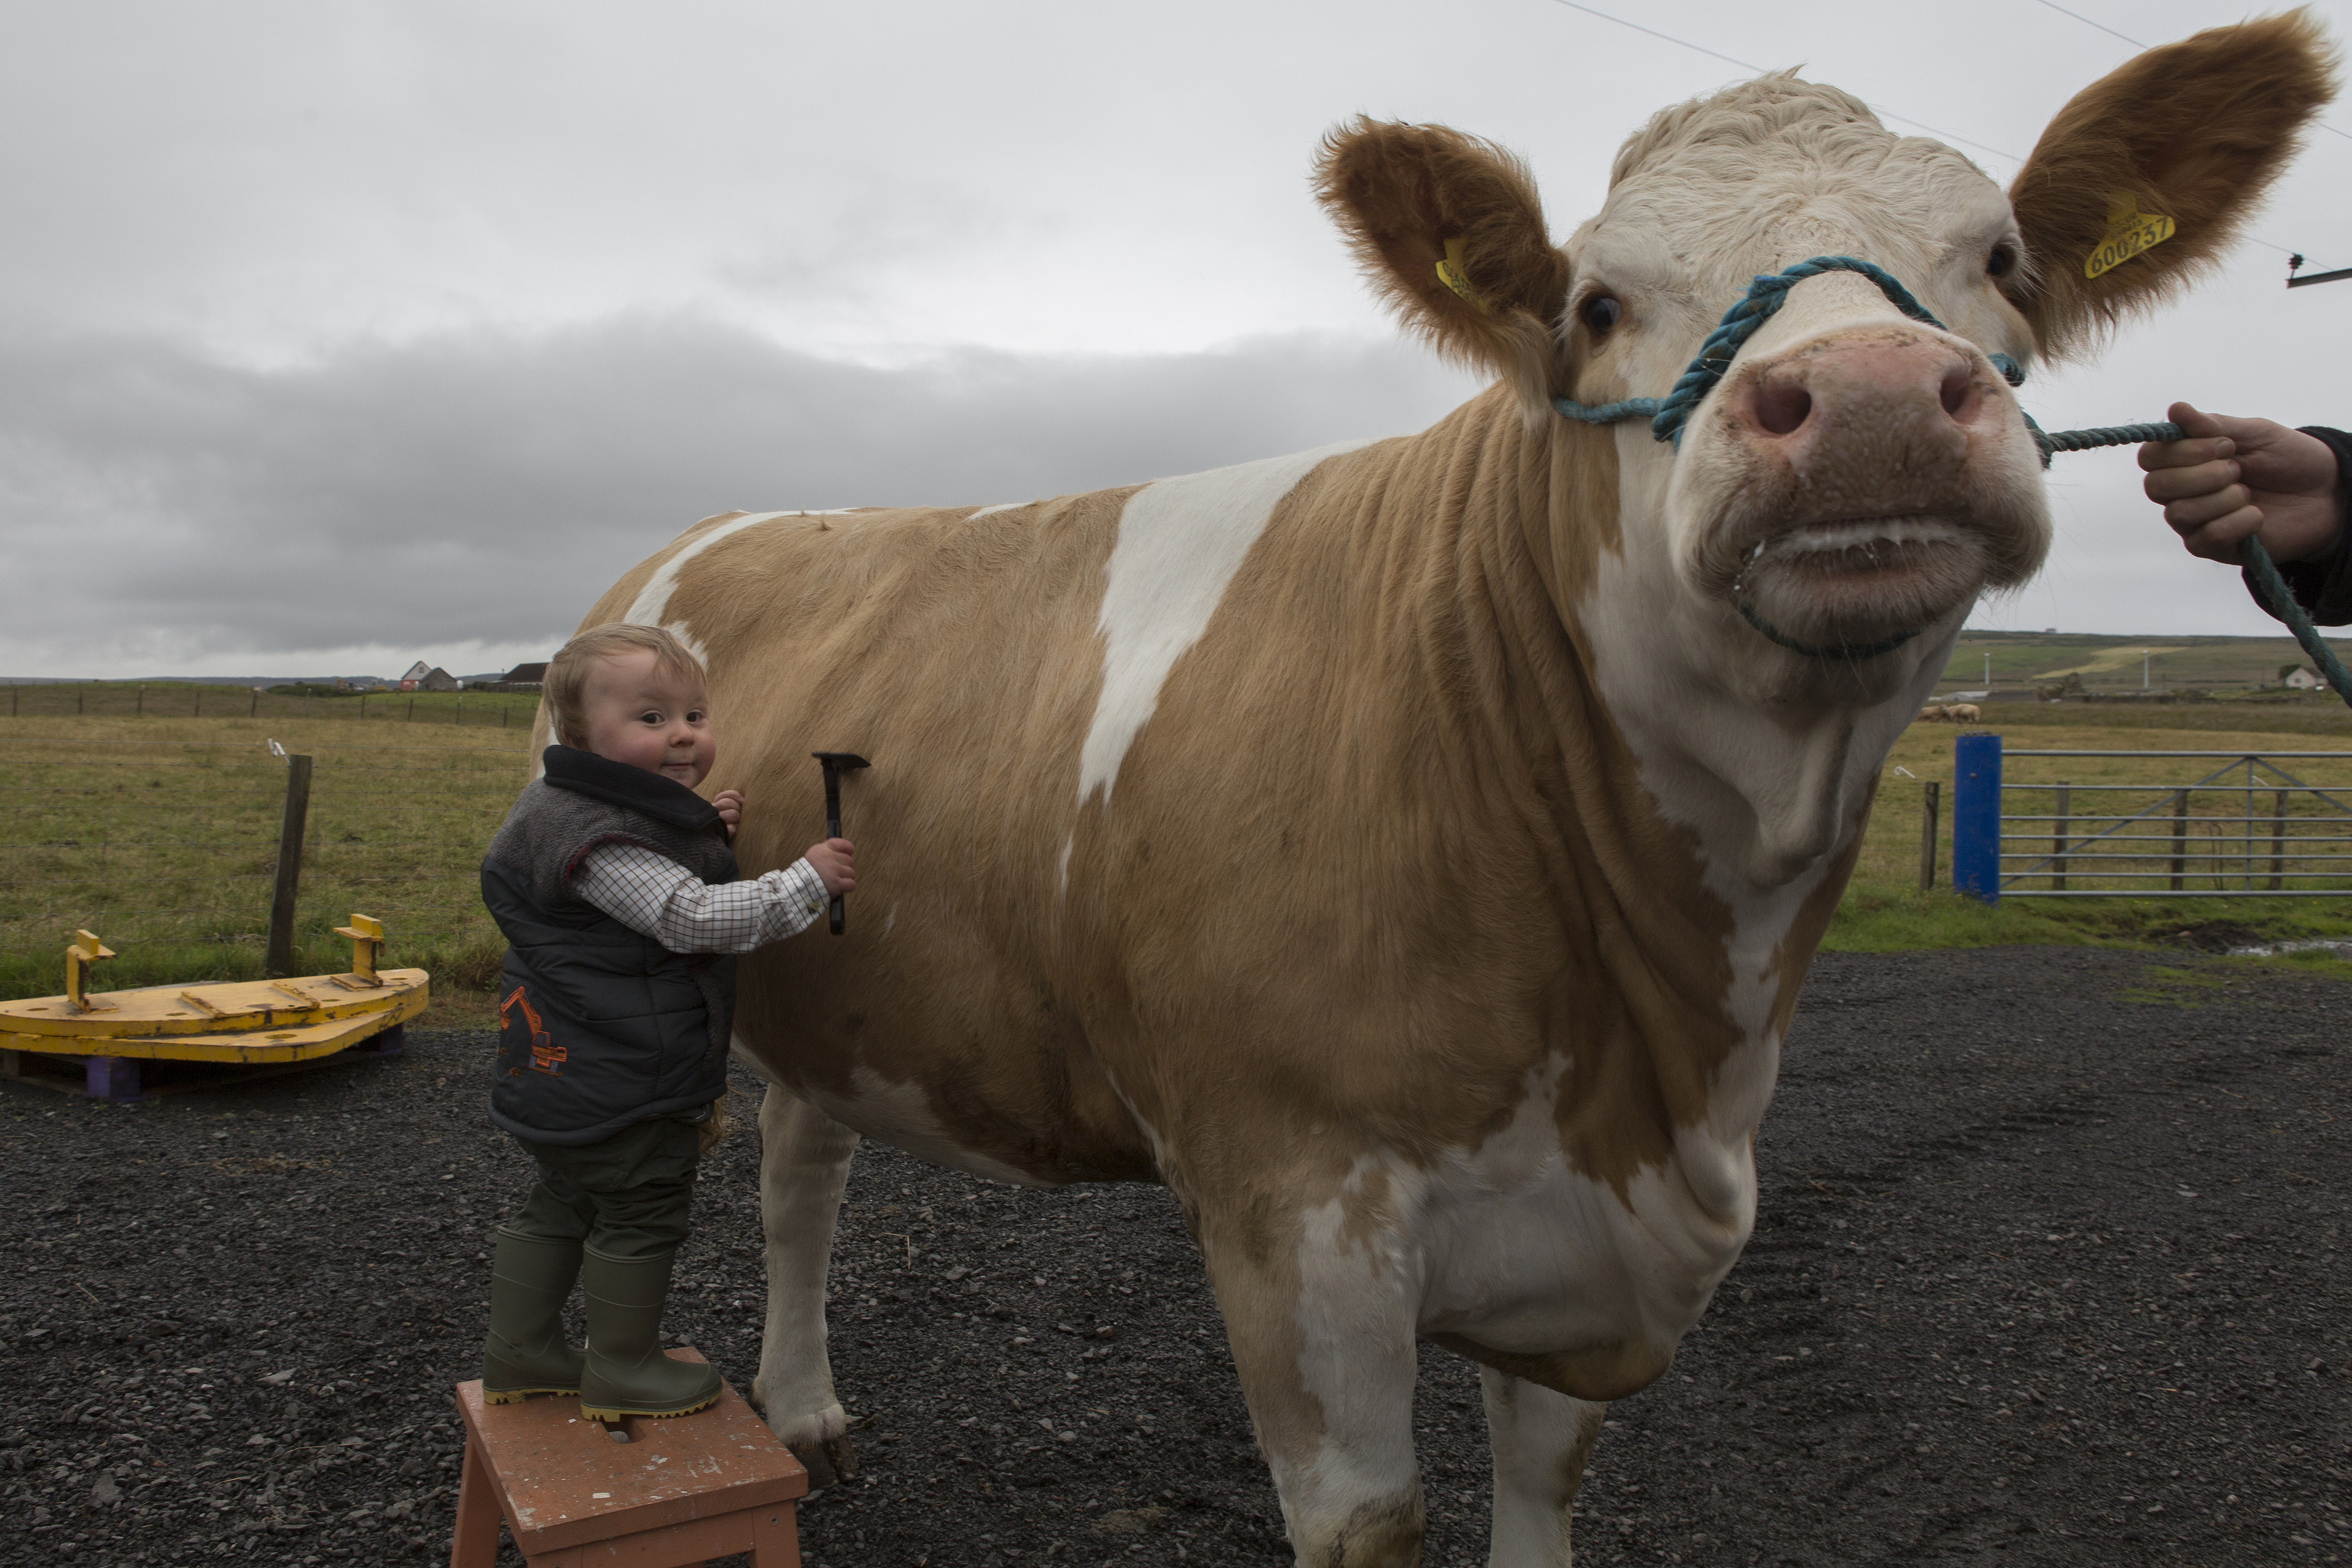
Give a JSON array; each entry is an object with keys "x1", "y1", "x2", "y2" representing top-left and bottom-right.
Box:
[
  {"x1": 2139, "y1": 403, "x2": 2342, "y2": 565},
  {"x1": 712, "y1": 788, "x2": 744, "y2": 841},
  {"x1": 804, "y1": 838, "x2": 856, "y2": 895}
]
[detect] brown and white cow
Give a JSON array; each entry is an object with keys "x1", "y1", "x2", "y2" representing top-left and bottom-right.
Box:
[{"x1": 554, "y1": 17, "x2": 2330, "y2": 1565}]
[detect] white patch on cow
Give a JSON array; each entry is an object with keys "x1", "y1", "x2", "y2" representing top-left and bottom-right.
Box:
[
  {"x1": 1559, "y1": 411, "x2": 1952, "y2": 1278},
  {"x1": 1413, "y1": 1059, "x2": 1750, "y2": 1365},
  {"x1": 1101, "y1": 1068, "x2": 1171, "y2": 1176},
  {"x1": 623, "y1": 510, "x2": 854, "y2": 664},
  {"x1": 814, "y1": 1069, "x2": 1053, "y2": 1188},
  {"x1": 1482, "y1": 1366, "x2": 1604, "y2": 1567},
  {"x1": 1281, "y1": 1157, "x2": 1426, "y2": 1554},
  {"x1": 967, "y1": 502, "x2": 1021, "y2": 520},
  {"x1": 1076, "y1": 441, "x2": 1373, "y2": 807}
]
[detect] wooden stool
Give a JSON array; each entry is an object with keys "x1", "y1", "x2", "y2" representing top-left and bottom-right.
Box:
[{"x1": 449, "y1": 1348, "x2": 807, "y2": 1567}]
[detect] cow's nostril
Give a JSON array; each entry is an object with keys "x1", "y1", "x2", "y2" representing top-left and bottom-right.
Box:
[
  {"x1": 1752, "y1": 382, "x2": 1812, "y2": 437},
  {"x1": 1939, "y1": 366, "x2": 1979, "y2": 421}
]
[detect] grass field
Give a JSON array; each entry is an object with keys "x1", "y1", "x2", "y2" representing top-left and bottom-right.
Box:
[
  {"x1": 0, "y1": 708, "x2": 536, "y2": 1027},
  {"x1": 1937, "y1": 629, "x2": 2352, "y2": 698},
  {"x1": 8, "y1": 699, "x2": 2352, "y2": 1028},
  {"x1": 1834, "y1": 707, "x2": 2352, "y2": 976}
]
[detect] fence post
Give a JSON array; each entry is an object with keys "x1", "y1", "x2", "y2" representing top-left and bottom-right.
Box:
[
  {"x1": 1952, "y1": 732, "x2": 2001, "y2": 902},
  {"x1": 1917, "y1": 780, "x2": 1940, "y2": 891},
  {"x1": 2271, "y1": 788, "x2": 2289, "y2": 890},
  {"x1": 2168, "y1": 790, "x2": 2190, "y2": 892},
  {"x1": 264, "y1": 754, "x2": 314, "y2": 977},
  {"x1": 249, "y1": 688, "x2": 257, "y2": 717},
  {"x1": 2051, "y1": 780, "x2": 2070, "y2": 891}
]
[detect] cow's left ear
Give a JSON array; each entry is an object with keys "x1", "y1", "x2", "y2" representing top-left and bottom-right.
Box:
[
  {"x1": 1315, "y1": 118, "x2": 1570, "y2": 422},
  {"x1": 2008, "y1": 9, "x2": 2337, "y2": 358}
]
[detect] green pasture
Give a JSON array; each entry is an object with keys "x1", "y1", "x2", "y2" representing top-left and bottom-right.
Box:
[
  {"x1": 1832, "y1": 703, "x2": 2352, "y2": 978},
  {"x1": 1937, "y1": 629, "x2": 2352, "y2": 698},
  {"x1": 0, "y1": 714, "x2": 531, "y2": 1024},
  {"x1": 8, "y1": 699, "x2": 2352, "y2": 1028}
]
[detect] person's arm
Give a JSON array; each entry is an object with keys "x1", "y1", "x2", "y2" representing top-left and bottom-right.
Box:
[
  {"x1": 571, "y1": 840, "x2": 828, "y2": 954},
  {"x1": 2139, "y1": 404, "x2": 2352, "y2": 621},
  {"x1": 2270, "y1": 427, "x2": 2352, "y2": 624}
]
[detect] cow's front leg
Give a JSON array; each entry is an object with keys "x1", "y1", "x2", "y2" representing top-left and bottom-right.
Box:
[
  {"x1": 1481, "y1": 1368, "x2": 1605, "y2": 1567},
  {"x1": 1197, "y1": 1200, "x2": 1426, "y2": 1567},
  {"x1": 751, "y1": 1082, "x2": 861, "y2": 1487}
]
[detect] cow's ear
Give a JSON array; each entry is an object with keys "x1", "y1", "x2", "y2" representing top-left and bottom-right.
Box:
[
  {"x1": 1315, "y1": 118, "x2": 1570, "y2": 421},
  {"x1": 2008, "y1": 10, "x2": 2337, "y2": 358}
]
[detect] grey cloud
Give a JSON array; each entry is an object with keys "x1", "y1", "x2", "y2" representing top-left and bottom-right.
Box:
[{"x1": 0, "y1": 318, "x2": 1476, "y2": 671}]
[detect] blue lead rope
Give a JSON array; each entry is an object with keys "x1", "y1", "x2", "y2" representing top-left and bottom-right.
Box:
[{"x1": 1552, "y1": 254, "x2": 2352, "y2": 707}]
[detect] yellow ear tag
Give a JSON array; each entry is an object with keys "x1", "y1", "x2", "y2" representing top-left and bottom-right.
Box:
[
  {"x1": 1436, "y1": 237, "x2": 1487, "y2": 311},
  {"x1": 2084, "y1": 193, "x2": 2174, "y2": 280}
]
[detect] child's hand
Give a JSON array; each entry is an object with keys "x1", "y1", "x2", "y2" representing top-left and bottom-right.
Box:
[
  {"x1": 805, "y1": 838, "x2": 856, "y2": 895},
  {"x1": 712, "y1": 789, "x2": 744, "y2": 841}
]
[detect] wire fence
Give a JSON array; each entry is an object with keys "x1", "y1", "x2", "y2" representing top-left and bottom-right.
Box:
[
  {"x1": 0, "y1": 735, "x2": 526, "y2": 995},
  {"x1": 1953, "y1": 737, "x2": 2352, "y2": 899},
  {"x1": 1, "y1": 682, "x2": 542, "y2": 727}
]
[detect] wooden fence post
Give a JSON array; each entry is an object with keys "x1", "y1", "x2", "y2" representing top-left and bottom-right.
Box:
[
  {"x1": 1918, "y1": 780, "x2": 1940, "y2": 891},
  {"x1": 264, "y1": 754, "x2": 314, "y2": 978}
]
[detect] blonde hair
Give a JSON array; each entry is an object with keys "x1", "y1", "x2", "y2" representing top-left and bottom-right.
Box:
[{"x1": 543, "y1": 624, "x2": 707, "y2": 748}]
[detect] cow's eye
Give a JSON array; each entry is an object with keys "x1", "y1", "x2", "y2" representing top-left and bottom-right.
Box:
[
  {"x1": 1581, "y1": 294, "x2": 1623, "y2": 332},
  {"x1": 1986, "y1": 243, "x2": 2018, "y2": 279}
]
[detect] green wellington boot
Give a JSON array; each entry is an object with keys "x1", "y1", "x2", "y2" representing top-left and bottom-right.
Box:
[
  {"x1": 577, "y1": 1244, "x2": 724, "y2": 1420},
  {"x1": 481, "y1": 1228, "x2": 586, "y2": 1404}
]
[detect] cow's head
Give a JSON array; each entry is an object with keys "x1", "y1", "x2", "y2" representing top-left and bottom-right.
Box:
[{"x1": 1318, "y1": 13, "x2": 2334, "y2": 687}]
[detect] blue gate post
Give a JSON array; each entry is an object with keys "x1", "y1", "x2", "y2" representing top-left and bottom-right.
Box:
[{"x1": 1952, "y1": 731, "x2": 2002, "y2": 902}]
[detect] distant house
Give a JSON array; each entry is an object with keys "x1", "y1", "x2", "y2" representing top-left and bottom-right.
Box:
[
  {"x1": 2286, "y1": 667, "x2": 2324, "y2": 690},
  {"x1": 501, "y1": 662, "x2": 548, "y2": 687},
  {"x1": 396, "y1": 661, "x2": 460, "y2": 693}
]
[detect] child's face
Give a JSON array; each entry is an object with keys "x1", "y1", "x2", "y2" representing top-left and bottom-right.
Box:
[{"x1": 577, "y1": 650, "x2": 716, "y2": 790}]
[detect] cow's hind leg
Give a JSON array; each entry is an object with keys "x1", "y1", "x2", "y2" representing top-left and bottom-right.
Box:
[
  {"x1": 751, "y1": 1082, "x2": 861, "y2": 1487},
  {"x1": 1481, "y1": 1368, "x2": 1605, "y2": 1567},
  {"x1": 1197, "y1": 1204, "x2": 1426, "y2": 1567}
]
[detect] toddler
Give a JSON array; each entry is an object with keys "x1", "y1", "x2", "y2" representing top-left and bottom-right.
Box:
[{"x1": 477, "y1": 622, "x2": 854, "y2": 1418}]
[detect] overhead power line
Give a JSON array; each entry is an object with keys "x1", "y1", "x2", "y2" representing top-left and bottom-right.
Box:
[
  {"x1": 2029, "y1": 0, "x2": 2141, "y2": 49},
  {"x1": 1542, "y1": 0, "x2": 2028, "y2": 163},
  {"x1": 2030, "y1": 0, "x2": 2352, "y2": 142},
  {"x1": 1540, "y1": 0, "x2": 2324, "y2": 259}
]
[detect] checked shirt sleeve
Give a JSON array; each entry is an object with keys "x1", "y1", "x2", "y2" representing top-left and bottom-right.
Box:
[{"x1": 571, "y1": 840, "x2": 829, "y2": 955}]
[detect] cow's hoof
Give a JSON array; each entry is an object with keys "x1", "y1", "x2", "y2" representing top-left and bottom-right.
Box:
[{"x1": 789, "y1": 1433, "x2": 859, "y2": 1490}]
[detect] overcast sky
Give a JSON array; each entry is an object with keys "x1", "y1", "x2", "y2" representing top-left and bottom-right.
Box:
[{"x1": 2, "y1": 0, "x2": 2346, "y2": 679}]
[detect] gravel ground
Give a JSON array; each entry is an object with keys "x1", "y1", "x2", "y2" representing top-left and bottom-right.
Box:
[{"x1": 2, "y1": 944, "x2": 2347, "y2": 1567}]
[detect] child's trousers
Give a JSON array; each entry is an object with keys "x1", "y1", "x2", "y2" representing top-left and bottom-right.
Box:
[{"x1": 505, "y1": 1116, "x2": 703, "y2": 1259}]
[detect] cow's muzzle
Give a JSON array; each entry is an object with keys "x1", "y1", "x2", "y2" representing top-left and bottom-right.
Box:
[{"x1": 1683, "y1": 326, "x2": 2049, "y2": 658}]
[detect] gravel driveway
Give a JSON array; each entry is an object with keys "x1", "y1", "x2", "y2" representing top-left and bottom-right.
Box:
[{"x1": 2, "y1": 945, "x2": 2345, "y2": 1567}]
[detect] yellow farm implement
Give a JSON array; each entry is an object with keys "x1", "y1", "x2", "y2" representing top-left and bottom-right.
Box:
[{"x1": 0, "y1": 915, "x2": 428, "y2": 1102}]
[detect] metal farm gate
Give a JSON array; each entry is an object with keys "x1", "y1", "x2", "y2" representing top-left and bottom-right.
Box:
[{"x1": 1948, "y1": 732, "x2": 2352, "y2": 900}]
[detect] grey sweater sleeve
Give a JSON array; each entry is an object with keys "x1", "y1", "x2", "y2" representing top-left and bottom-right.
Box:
[{"x1": 2242, "y1": 426, "x2": 2352, "y2": 625}]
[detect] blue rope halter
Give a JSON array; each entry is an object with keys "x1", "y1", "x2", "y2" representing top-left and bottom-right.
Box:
[{"x1": 1553, "y1": 255, "x2": 2351, "y2": 704}]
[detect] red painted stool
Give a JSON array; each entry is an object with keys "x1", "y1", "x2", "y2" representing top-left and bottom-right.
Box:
[{"x1": 449, "y1": 1348, "x2": 807, "y2": 1567}]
